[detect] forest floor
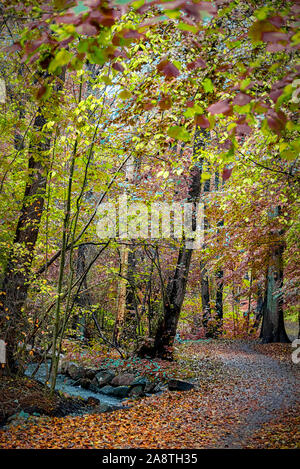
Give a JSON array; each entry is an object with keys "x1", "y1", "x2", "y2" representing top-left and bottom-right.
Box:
[{"x1": 0, "y1": 338, "x2": 299, "y2": 449}]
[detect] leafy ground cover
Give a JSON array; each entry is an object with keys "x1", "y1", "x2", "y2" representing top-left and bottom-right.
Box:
[
  {"x1": 0, "y1": 339, "x2": 299, "y2": 449},
  {"x1": 0, "y1": 374, "x2": 94, "y2": 427}
]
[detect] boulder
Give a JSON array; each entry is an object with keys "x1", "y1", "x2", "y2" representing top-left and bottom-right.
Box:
[
  {"x1": 93, "y1": 370, "x2": 115, "y2": 388},
  {"x1": 78, "y1": 378, "x2": 91, "y2": 389},
  {"x1": 84, "y1": 368, "x2": 98, "y2": 380},
  {"x1": 110, "y1": 373, "x2": 136, "y2": 387},
  {"x1": 128, "y1": 385, "x2": 144, "y2": 398},
  {"x1": 132, "y1": 376, "x2": 149, "y2": 387},
  {"x1": 86, "y1": 397, "x2": 100, "y2": 407},
  {"x1": 67, "y1": 362, "x2": 86, "y2": 381},
  {"x1": 100, "y1": 385, "x2": 130, "y2": 398},
  {"x1": 89, "y1": 381, "x2": 100, "y2": 393},
  {"x1": 144, "y1": 381, "x2": 157, "y2": 394},
  {"x1": 168, "y1": 379, "x2": 195, "y2": 391},
  {"x1": 98, "y1": 403, "x2": 119, "y2": 413}
]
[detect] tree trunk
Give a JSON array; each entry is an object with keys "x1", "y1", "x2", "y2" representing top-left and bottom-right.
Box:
[
  {"x1": 0, "y1": 110, "x2": 50, "y2": 373},
  {"x1": 260, "y1": 242, "x2": 290, "y2": 343},
  {"x1": 200, "y1": 175, "x2": 211, "y2": 336},
  {"x1": 113, "y1": 246, "x2": 129, "y2": 345},
  {"x1": 200, "y1": 264, "x2": 211, "y2": 329},
  {"x1": 138, "y1": 128, "x2": 206, "y2": 359},
  {"x1": 73, "y1": 244, "x2": 91, "y2": 337},
  {"x1": 251, "y1": 282, "x2": 264, "y2": 333},
  {"x1": 153, "y1": 247, "x2": 193, "y2": 359},
  {"x1": 215, "y1": 268, "x2": 224, "y2": 335}
]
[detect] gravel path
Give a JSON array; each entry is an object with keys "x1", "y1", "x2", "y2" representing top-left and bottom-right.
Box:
[{"x1": 212, "y1": 341, "x2": 299, "y2": 448}]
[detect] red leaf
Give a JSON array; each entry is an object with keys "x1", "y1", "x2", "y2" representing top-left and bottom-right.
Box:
[
  {"x1": 159, "y1": 96, "x2": 172, "y2": 111},
  {"x1": 113, "y1": 49, "x2": 128, "y2": 58},
  {"x1": 233, "y1": 92, "x2": 252, "y2": 106},
  {"x1": 112, "y1": 62, "x2": 124, "y2": 72},
  {"x1": 183, "y1": 4, "x2": 202, "y2": 20},
  {"x1": 76, "y1": 23, "x2": 99, "y2": 35},
  {"x1": 36, "y1": 85, "x2": 47, "y2": 100},
  {"x1": 235, "y1": 123, "x2": 251, "y2": 136},
  {"x1": 142, "y1": 101, "x2": 155, "y2": 110},
  {"x1": 222, "y1": 167, "x2": 233, "y2": 181},
  {"x1": 123, "y1": 29, "x2": 143, "y2": 39},
  {"x1": 207, "y1": 99, "x2": 231, "y2": 115},
  {"x1": 89, "y1": 9, "x2": 115, "y2": 27},
  {"x1": 186, "y1": 100, "x2": 194, "y2": 107},
  {"x1": 157, "y1": 60, "x2": 180, "y2": 78},
  {"x1": 266, "y1": 43, "x2": 285, "y2": 52},
  {"x1": 269, "y1": 89, "x2": 282, "y2": 102},
  {"x1": 4, "y1": 42, "x2": 22, "y2": 53},
  {"x1": 267, "y1": 109, "x2": 287, "y2": 134},
  {"x1": 195, "y1": 114, "x2": 210, "y2": 128},
  {"x1": 184, "y1": 1, "x2": 217, "y2": 17},
  {"x1": 56, "y1": 13, "x2": 81, "y2": 25},
  {"x1": 268, "y1": 16, "x2": 284, "y2": 28},
  {"x1": 262, "y1": 31, "x2": 289, "y2": 43},
  {"x1": 187, "y1": 58, "x2": 206, "y2": 70}
]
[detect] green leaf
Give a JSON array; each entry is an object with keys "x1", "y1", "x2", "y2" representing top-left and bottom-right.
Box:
[
  {"x1": 119, "y1": 90, "x2": 132, "y2": 100},
  {"x1": 254, "y1": 6, "x2": 271, "y2": 21},
  {"x1": 184, "y1": 108, "x2": 195, "y2": 118},
  {"x1": 202, "y1": 78, "x2": 214, "y2": 93},
  {"x1": 132, "y1": 0, "x2": 144, "y2": 9},
  {"x1": 177, "y1": 22, "x2": 198, "y2": 33},
  {"x1": 167, "y1": 126, "x2": 191, "y2": 142},
  {"x1": 165, "y1": 9, "x2": 181, "y2": 19},
  {"x1": 100, "y1": 76, "x2": 113, "y2": 85},
  {"x1": 240, "y1": 78, "x2": 252, "y2": 90},
  {"x1": 49, "y1": 49, "x2": 71, "y2": 72}
]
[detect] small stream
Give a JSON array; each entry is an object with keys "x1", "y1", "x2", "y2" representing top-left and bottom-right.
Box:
[{"x1": 25, "y1": 362, "x2": 124, "y2": 410}]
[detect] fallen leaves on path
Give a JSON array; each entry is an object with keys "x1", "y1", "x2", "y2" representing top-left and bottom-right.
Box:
[
  {"x1": 0, "y1": 340, "x2": 299, "y2": 449},
  {"x1": 244, "y1": 405, "x2": 300, "y2": 449}
]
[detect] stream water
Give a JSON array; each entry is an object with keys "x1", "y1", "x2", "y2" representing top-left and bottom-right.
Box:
[{"x1": 25, "y1": 362, "x2": 124, "y2": 409}]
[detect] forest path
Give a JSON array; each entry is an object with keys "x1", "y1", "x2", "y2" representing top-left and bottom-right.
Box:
[
  {"x1": 201, "y1": 340, "x2": 299, "y2": 448},
  {"x1": 0, "y1": 339, "x2": 299, "y2": 449}
]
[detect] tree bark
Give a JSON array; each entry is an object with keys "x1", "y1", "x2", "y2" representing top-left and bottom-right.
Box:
[
  {"x1": 200, "y1": 264, "x2": 211, "y2": 329},
  {"x1": 113, "y1": 246, "x2": 129, "y2": 345},
  {"x1": 200, "y1": 174, "x2": 211, "y2": 336},
  {"x1": 73, "y1": 243, "x2": 91, "y2": 337},
  {"x1": 260, "y1": 242, "x2": 290, "y2": 343},
  {"x1": 215, "y1": 268, "x2": 224, "y2": 334},
  {"x1": 0, "y1": 109, "x2": 50, "y2": 373}
]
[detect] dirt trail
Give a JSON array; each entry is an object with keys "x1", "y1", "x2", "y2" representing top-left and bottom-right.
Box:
[{"x1": 210, "y1": 341, "x2": 299, "y2": 448}]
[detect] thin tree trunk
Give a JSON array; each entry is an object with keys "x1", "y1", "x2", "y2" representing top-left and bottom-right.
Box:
[
  {"x1": 201, "y1": 264, "x2": 211, "y2": 329},
  {"x1": 214, "y1": 172, "x2": 224, "y2": 336},
  {"x1": 73, "y1": 244, "x2": 91, "y2": 337},
  {"x1": 113, "y1": 246, "x2": 129, "y2": 345},
  {"x1": 215, "y1": 268, "x2": 224, "y2": 335},
  {"x1": 0, "y1": 109, "x2": 50, "y2": 373},
  {"x1": 253, "y1": 283, "x2": 264, "y2": 332},
  {"x1": 200, "y1": 175, "x2": 211, "y2": 336}
]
